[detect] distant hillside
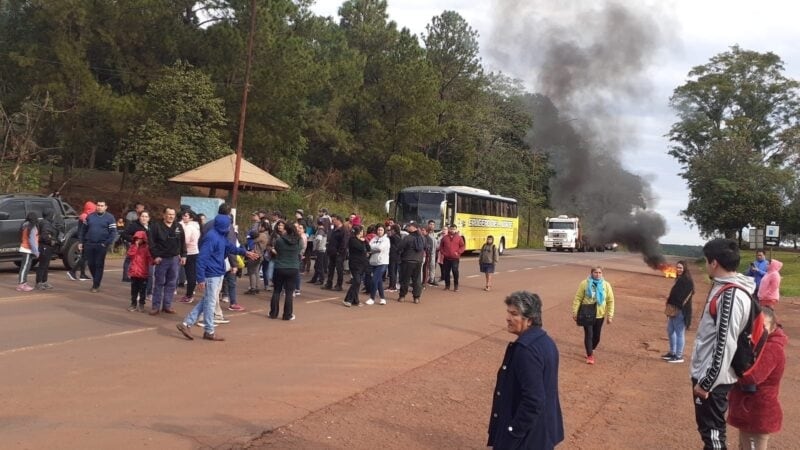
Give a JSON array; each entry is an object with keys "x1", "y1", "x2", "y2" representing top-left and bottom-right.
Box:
[{"x1": 660, "y1": 244, "x2": 703, "y2": 258}]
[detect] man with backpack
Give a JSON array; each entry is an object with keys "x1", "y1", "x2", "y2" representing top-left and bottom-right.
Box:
[{"x1": 691, "y1": 238, "x2": 756, "y2": 450}]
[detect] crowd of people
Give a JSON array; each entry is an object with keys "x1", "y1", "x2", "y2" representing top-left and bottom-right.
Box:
[{"x1": 13, "y1": 203, "x2": 788, "y2": 448}]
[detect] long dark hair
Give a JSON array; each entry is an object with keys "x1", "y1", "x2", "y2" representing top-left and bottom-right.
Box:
[
  {"x1": 23, "y1": 212, "x2": 39, "y2": 230},
  {"x1": 676, "y1": 260, "x2": 692, "y2": 281}
]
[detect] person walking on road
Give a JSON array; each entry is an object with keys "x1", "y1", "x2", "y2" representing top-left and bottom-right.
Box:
[
  {"x1": 478, "y1": 235, "x2": 499, "y2": 291},
  {"x1": 572, "y1": 266, "x2": 615, "y2": 365},
  {"x1": 177, "y1": 215, "x2": 256, "y2": 341},
  {"x1": 691, "y1": 238, "x2": 755, "y2": 450},
  {"x1": 662, "y1": 260, "x2": 694, "y2": 363},
  {"x1": 488, "y1": 291, "x2": 564, "y2": 450},
  {"x1": 148, "y1": 207, "x2": 186, "y2": 315},
  {"x1": 16, "y1": 212, "x2": 40, "y2": 292},
  {"x1": 439, "y1": 224, "x2": 465, "y2": 292},
  {"x1": 34, "y1": 208, "x2": 60, "y2": 290},
  {"x1": 78, "y1": 200, "x2": 118, "y2": 293}
]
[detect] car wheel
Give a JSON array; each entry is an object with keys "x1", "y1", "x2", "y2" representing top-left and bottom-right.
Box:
[{"x1": 62, "y1": 238, "x2": 81, "y2": 270}]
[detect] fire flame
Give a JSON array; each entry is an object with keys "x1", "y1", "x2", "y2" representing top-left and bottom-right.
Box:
[{"x1": 659, "y1": 264, "x2": 677, "y2": 278}]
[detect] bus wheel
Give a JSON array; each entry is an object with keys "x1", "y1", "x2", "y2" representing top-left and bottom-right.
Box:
[{"x1": 498, "y1": 238, "x2": 506, "y2": 256}]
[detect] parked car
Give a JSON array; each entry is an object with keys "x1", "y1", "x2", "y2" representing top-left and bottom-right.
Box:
[{"x1": 0, "y1": 194, "x2": 80, "y2": 270}]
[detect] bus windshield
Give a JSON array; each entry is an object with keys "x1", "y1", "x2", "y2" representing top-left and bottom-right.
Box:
[
  {"x1": 396, "y1": 191, "x2": 444, "y2": 227},
  {"x1": 548, "y1": 221, "x2": 575, "y2": 230}
]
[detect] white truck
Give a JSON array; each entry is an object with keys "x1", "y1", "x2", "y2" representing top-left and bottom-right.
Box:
[{"x1": 544, "y1": 215, "x2": 583, "y2": 252}]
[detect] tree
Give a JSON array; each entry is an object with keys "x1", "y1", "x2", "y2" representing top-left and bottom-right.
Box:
[
  {"x1": 668, "y1": 45, "x2": 800, "y2": 166},
  {"x1": 116, "y1": 62, "x2": 230, "y2": 192},
  {"x1": 682, "y1": 135, "x2": 793, "y2": 239}
]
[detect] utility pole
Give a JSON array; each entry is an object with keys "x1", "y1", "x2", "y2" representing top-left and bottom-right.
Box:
[{"x1": 231, "y1": 0, "x2": 257, "y2": 209}]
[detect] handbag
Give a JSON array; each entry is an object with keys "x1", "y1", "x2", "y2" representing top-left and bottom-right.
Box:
[
  {"x1": 576, "y1": 302, "x2": 597, "y2": 326},
  {"x1": 664, "y1": 304, "x2": 680, "y2": 317}
]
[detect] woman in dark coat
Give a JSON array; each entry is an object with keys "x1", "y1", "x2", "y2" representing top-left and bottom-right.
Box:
[
  {"x1": 343, "y1": 225, "x2": 370, "y2": 307},
  {"x1": 662, "y1": 260, "x2": 694, "y2": 363},
  {"x1": 488, "y1": 291, "x2": 564, "y2": 450}
]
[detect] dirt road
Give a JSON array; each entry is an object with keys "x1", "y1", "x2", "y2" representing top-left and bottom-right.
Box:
[{"x1": 1, "y1": 250, "x2": 797, "y2": 449}]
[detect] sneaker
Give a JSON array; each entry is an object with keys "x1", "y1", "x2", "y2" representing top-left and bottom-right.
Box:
[
  {"x1": 220, "y1": 296, "x2": 229, "y2": 303},
  {"x1": 365, "y1": 298, "x2": 375, "y2": 305},
  {"x1": 379, "y1": 298, "x2": 387, "y2": 305},
  {"x1": 35, "y1": 282, "x2": 46, "y2": 290},
  {"x1": 176, "y1": 323, "x2": 194, "y2": 340},
  {"x1": 586, "y1": 355, "x2": 595, "y2": 365},
  {"x1": 127, "y1": 305, "x2": 138, "y2": 312},
  {"x1": 214, "y1": 317, "x2": 231, "y2": 324},
  {"x1": 203, "y1": 332, "x2": 225, "y2": 341},
  {"x1": 386, "y1": 288, "x2": 398, "y2": 293},
  {"x1": 661, "y1": 352, "x2": 676, "y2": 360},
  {"x1": 413, "y1": 297, "x2": 420, "y2": 304},
  {"x1": 90, "y1": 288, "x2": 99, "y2": 293},
  {"x1": 79, "y1": 275, "x2": 91, "y2": 281},
  {"x1": 16, "y1": 283, "x2": 33, "y2": 292},
  {"x1": 453, "y1": 288, "x2": 459, "y2": 292},
  {"x1": 667, "y1": 356, "x2": 685, "y2": 364},
  {"x1": 244, "y1": 288, "x2": 257, "y2": 295},
  {"x1": 342, "y1": 300, "x2": 352, "y2": 308},
  {"x1": 42, "y1": 282, "x2": 54, "y2": 290},
  {"x1": 333, "y1": 286, "x2": 343, "y2": 292},
  {"x1": 398, "y1": 296, "x2": 405, "y2": 303},
  {"x1": 284, "y1": 314, "x2": 296, "y2": 321},
  {"x1": 294, "y1": 290, "x2": 301, "y2": 296},
  {"x1": 178, "y1": 296, "x2": 194, "y2": 304},
  {"x1": 228, "y1": 304, "x2": 246, "y2": 311},
  {"x1": 66, "y1": 272, "x2": 77, "y2": 281},
  {"x1": 137, "y1": 305, "x2": 146, "y2": 313}
]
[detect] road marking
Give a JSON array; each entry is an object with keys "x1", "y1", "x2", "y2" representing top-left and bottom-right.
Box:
[
  {"x1": 0, "y1": 327, "x2": 157, "y2": 357},
  {"x1": 305, "y1": 296, "x2": 339, "y2": 304}
]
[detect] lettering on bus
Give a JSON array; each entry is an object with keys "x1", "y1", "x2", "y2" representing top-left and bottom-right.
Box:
[{"x1": 467, "y1": 218, "x2": 514, "y2": 228}]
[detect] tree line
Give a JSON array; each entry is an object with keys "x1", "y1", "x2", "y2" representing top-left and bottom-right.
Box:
[{"x1": 2, "y1": 1, "x2": 799, "y2": 244}]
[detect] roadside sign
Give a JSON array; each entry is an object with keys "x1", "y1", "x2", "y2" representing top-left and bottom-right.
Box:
[{"x1": 765, "y1": 222, "x2": 780, "y2": 247}]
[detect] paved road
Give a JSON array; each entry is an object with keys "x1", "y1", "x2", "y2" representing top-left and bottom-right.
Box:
[{"x1": 0, "y1": 250, "x2": 667, "y2": 448}]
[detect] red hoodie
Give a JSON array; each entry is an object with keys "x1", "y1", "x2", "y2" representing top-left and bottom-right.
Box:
[
  {"x1": 127, "y1": 230, "x2": 153, "y2": 279},
  {"x1": 727, "y1": 326, "x2": 788, "y2": 434}
]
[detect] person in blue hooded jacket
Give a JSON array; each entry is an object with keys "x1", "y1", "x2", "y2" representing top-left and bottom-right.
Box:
[
  {"x1": 488, "y1": 291, "x2": 564, "y2": 450},
  {"x1": 745, "y1": 249, "x2": 768, "y2": 295},
  {"x1": 176, "y1": 215, "x2": 257, "y2": 341}
]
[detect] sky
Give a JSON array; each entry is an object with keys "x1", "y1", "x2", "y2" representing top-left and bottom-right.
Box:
[{"x1": 309, "y1": 0, "x2": 800, "y2": 245}]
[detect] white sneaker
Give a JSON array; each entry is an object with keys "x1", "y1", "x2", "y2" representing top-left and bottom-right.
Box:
[
  {"x1": 214, "y1": 317, "x2": 231, "y2": 324},
  {"x1": 294, "y1": 290, "x2": 301, "y2": 296},
  {"x1": 379, "y1": 298, "x2": 387, "y2": 305},
  {"x1": 365, "y1": 298, "x2": 375, "y2": 305},
  {"x1": 220, "y1": 296, "x2": 229, "y2": 303}
]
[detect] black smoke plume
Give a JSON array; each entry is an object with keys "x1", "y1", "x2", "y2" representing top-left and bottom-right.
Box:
[{"x1": 489, "y1": 0, "x2": 676, "y2": 268}]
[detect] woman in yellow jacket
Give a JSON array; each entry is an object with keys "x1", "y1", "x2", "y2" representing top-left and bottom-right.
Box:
[{"x1": 572, "y1": 266, "x2": 615, "y2": 365}]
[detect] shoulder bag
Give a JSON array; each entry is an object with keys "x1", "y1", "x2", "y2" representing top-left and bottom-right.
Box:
[{"x1": 576, "y1": 302, "x2": 597, "y2": 326}]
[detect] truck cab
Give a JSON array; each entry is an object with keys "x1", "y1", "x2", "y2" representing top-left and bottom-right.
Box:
[{"x1": 544, "y1": 215, "x2": 582, "y2": 252}]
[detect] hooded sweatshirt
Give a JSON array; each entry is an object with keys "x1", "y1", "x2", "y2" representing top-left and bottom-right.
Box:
[
  {"x1": 727, "y1": 326, "x2": 788, "y2": 434},
  {"x1": 757, "y1": 259, "x2": 782, "y2": 307},
  {"x1": 690, "y1": 273, "x2": 756, "y2": 392},
  {"x1": 196, "y1": 215, "x2": 246, "y2": 283},
  {"x1": 127, "y1": 230, "x2": 153, "y2": 279}
]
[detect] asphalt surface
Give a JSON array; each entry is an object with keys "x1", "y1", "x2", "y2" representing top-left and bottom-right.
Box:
[{"x1": 0, "y1": 250, "x2": 710, "y2": 448}]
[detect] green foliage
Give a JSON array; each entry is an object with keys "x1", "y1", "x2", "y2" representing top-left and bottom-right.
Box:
[
  {"x1": 116, "y1": 61, "x2": 230, "y2": 192},
  {"x1": 682, "y1": 135, "x2": 793, "y2": 238}
]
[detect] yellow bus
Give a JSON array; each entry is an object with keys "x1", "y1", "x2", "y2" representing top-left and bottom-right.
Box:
[{"x1": 386, "y1": 186, "x2": 519, "y2": 254}]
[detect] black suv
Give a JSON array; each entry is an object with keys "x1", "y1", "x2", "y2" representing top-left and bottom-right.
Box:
[{"x1": 0, "y1": 194, "x2": 80, "y2": 270}]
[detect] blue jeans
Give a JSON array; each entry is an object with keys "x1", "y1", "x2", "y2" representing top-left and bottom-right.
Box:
[
  {"x1": 370, "y1": 264, "x2": 387, "y2": 300},
  {"x1": 668, "y1": 311, "x2": 686, "y2": 357},
  {"x1": 224, "y1": 270, "x2": 238, "y2": 305},
  {"x1": 184, "y1": 275, "x2": 224, "y2": 335},
  {"x1": 152, "y1": 255, "x2": 180, "y2": 311}
]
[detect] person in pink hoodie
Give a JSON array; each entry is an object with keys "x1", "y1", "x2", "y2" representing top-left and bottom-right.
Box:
[{"x1": 757, "y1": 259, "x2": 782, "y2": 308}]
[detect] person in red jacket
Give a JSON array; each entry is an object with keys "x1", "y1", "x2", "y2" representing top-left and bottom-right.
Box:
[
  {"x1": 438, "y1": 224, "x2": 465, "y2": 292},
  {"x1": 727, "y1": 306, "x2": 787, "y2": 450},
  {"x1": 127, "y1": 230, "x2": 153, "y2": 312}
]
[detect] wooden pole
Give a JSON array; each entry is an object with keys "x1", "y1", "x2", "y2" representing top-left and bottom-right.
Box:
[{"x1": 231, "y1": 0, "x2": 258, "y2": 209}]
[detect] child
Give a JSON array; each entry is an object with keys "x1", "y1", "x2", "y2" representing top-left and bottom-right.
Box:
[
  {"x1": 127, "y1": 230, "x2": 153, "y2": 312},
  {"x1": 310, "y1": 225, "x2": 328, "y2": 284},
  {"x1": 478, "y1": 235, "x2": 499, "y2": 291}
]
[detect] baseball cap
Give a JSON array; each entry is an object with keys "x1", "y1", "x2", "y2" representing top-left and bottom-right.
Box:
[
  {"x1": 296, "y1": 208, "x2": 304, "y2": 215},
  {"x1": 405, "y1": 221, "x2": 418, "y2": 229}
]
